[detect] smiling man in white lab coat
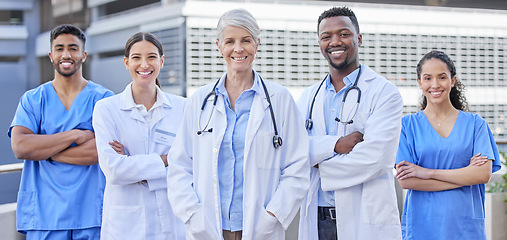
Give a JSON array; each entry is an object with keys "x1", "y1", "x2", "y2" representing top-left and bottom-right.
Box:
[{"x1": 297, "y1": 7, "x2": 402, "y2": 240}]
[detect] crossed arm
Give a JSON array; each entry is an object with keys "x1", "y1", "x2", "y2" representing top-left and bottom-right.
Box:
[
  {"x1": 396, "y1": 153, "x2": 493, "y2": 192},
  {"x1": 10, "y1": 125, "x2": 98, "y2": 166}
]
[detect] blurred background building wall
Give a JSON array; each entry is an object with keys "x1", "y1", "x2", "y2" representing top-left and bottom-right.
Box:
[{"x1": 1, "y1": 0, "x2": 506, "y2": 201}]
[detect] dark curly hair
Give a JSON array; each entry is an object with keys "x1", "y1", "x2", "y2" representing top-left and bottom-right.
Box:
[
  {"x1": 416, "y1": 50, "x2": 469, "y2": 112},
  {"x1": 317, "y1": 7, "x2": 359, "y2": 34}
]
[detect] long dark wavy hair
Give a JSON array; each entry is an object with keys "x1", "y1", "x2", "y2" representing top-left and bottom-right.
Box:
[{"x1": 416, "y1": 50, "x2": 469, "y2": 111}]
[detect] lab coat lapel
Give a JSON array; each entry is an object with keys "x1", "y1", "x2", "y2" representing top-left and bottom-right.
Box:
[
  {"x1": 312, "y1": 86, "x2": 327, "y2": 136},
  {"x1": 244, "y1": 91, "x2": 269, "y2": 157}
]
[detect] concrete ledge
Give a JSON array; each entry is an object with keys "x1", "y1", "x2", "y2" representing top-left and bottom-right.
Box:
[{"x1": 0, "y1": 203, "x2": 25, "y2": 240}]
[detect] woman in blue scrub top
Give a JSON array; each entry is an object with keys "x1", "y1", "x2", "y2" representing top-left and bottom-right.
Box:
[
  {"x1": 395, "y1": 50, "x2": 501, "y2": 240},
  {"x1": 92, "y1": 32, "x2": 185, "y2": 239}
]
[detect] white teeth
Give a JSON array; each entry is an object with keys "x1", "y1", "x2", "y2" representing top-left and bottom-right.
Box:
[
  {"x1": 234, "y1": 57, "x2": 246, "y2": 60},
  {"x1": 331, "y1": 50, "x2": 344, "y2": 55},
  {"x1": 61, "y1": 62, "x2": 72, "y2": 67},
  {"x1": 138, "y1": 71, "x2": 151, "y2": 75},
  {"x1": 430, "y1": 91, "x2": 443, "y2": 95}
]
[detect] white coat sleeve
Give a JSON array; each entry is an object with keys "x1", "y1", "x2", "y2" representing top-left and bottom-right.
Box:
[
  {"x1": 266, "y1": 93, "x2": 310, "y2": 229},
  {"x1": 93, "y1": 100, "x2": 166, "y2": 187},
  {"x1": 319, "y1": 83, "x2": 403, "y2": 191},
  {"x1": 296, "y1": 87, "x2": 341, "y2": 167},
  {"x1": 166, "y1": 97, "x2": 201, "y2": 224}
]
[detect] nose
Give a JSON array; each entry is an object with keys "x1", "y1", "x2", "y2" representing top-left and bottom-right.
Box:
[
  {"x1": 234, "y1": 42, "x2": 244, "y2": 53},
  {"x1": 429, "y1": 78, "x2": 439, "y2": 88},
  {"x1": 62, "y1": 49, "x2": 71, "y2": 58},
  {"x1": 140, "y1": 58, "x2": 149, "y2": 68},
  {"x1": 330, "y1": 34, "x2": 341, "y2": 46}
]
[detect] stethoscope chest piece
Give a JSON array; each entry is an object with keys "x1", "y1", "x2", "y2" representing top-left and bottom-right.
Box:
[{"x1": 273, "y1": 135, "x2": 282, "y2": 148}]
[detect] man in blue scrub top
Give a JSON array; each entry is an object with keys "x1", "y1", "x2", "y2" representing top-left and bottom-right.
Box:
[{"x1": 8, "y1": 24, "x2": 113, "y2": 240}]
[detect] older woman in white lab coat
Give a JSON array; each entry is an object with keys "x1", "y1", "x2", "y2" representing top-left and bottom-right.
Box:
[
  {"x1": 166, "y1": 9, "x2": 310, "y2": 240},
  {"x1": 93, "y1": 32, "x2": 185, "y2": 240}
]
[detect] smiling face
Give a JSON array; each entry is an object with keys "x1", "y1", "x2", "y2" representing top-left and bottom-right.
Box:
[
  {"x1": 216, "y1": 25, "x2": 259, "y2": 74},
  {"x1": 49, "y1": 34, "x2": 87, "y2": 77},
  {"x1": 124, "y1": 40, "x2": 164, "y2": 87},
  {"x1": 417, "y1": 58, "x2": 456, "y2": 107},
  {"x1": 318, "y1": 16, "x2": 362, "y2": 74}
]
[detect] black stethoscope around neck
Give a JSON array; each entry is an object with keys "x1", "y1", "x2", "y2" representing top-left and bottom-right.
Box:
[
  {"x1": 305, "y1": 65, "x2": 362, "y2": 130},
  {"x1": 197, "y1": 75, "x2": 282, "y2": 149}
]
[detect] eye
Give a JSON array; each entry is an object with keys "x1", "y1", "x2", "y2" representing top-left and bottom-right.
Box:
[
  {"x1": 340, "y1": 33, "x2": 352, "y2": 38},
  {"x1": 320, "y1": 35, "x2": 330, "y2": 41}
]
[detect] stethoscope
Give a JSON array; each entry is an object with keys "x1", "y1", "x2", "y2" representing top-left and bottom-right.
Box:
[
  {"x1": 197, "y1": 75, "x2": 283, "y2": 149},
  {"x1": 305, "y1": 65, "x2": 362, "y2": 130}
]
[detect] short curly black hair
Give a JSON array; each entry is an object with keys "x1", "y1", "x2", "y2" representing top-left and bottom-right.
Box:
[{"x1": 317, "y1": 7, "x2": 359, "y2": 34}]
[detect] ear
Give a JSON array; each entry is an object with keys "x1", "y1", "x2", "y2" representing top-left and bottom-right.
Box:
[
  {"x1": 160, "y1": 55, "x2": 165, "y2": 68},
  {"x1": 216, "y1": 40, "x2": 222, "y2": 55},
  {"x1": 82, "y1": 51, "x2": 87, "y2": 63},
  {"x1": 451, "y1": 76, "x2": 456, "y2": 87},
  {"x1": 358, "y1": 34, "x2": 363, "y2": 47},
  {"x1": 124, "y1": 57, "x2": 129, "y2": 69},
  {"x1": 48, "y1": 52, "x2": 53, "y2": 63},
  {"x1": 417, "y1": 78, "x2": 422, "y2": 89}
]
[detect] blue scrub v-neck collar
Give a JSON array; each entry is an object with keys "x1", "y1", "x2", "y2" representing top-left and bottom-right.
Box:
[{"x1": 49, "y1": 80, "x2": 91, "y2": 112}]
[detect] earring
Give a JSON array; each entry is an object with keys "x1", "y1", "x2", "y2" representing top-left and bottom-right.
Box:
[{"x1": 218, "y1": 55, "x2": 225, "y2": 64}]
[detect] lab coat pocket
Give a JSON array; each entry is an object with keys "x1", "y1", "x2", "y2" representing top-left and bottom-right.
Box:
[
  {"x1": 253, "y1": 131, "x2": 276, "y2": 170},
  {"x1": 252, "y1": 208, "x2": 283, "y2": 239},
  {"x1": 361, "y1": 174, "x2": 400, "y2": 225},
  {"x1": 185, "y1": 207, "x2": 217, "y2": 239},
  {"x1": 103, "y1": 206, "x2": 145, "y2": 240}
]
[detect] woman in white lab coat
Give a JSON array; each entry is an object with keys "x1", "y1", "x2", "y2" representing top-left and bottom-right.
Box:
[
  {"x1": 92, "y1": 32, "x2": 185, "y2": 240},
  {"x1": 166, "y1": 9, "x2": 310, "y2": 240}
]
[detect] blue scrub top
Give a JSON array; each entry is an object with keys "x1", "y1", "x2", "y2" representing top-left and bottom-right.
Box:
[
  {"x1": 9, "y1": 81, "x2": 113, "y2": 232},
  {"x1": 396, "y1": 111, "x2": 501, "y2": 240}
]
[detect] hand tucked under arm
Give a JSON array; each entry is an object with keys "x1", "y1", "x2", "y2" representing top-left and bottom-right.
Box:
[{"x1": 334, "y1": 131, "x2": 364, "y2": 155}]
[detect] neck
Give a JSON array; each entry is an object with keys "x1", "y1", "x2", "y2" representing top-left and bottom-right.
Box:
[
  {"x1": 424, "y1": 100, "x2": 458, "y2": 119},
  {"x1": 329, "y1": 63, "x2": 360, "y2": 92},
  {"x1": 52, "y1": 71, "x2": 87, "y2": 94},
  {"x1": 131, "y1": 82, "x2": 157, "y2": 111},
  {"x1": 225, "y1": 69, "x2": 254, "y2": 93}
]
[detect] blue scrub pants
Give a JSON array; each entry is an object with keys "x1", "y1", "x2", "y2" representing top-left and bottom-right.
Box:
[{"x1": 26, "y1": 227, "x2": 100, "y2": 240}]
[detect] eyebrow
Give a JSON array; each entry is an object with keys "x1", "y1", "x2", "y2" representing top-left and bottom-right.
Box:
[
  {"x1": 319, "y1": 28, "x2": 352, "y2": 36},
  {"x1": 130, "y1": 52, "x2": 159, "y2": 56},
  {"x1": 54, "y1": 43, "x2": 80, "y2": 48}
]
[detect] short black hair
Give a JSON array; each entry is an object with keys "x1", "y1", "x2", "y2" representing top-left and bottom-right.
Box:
[
  {"x1": 50, "y1": 24, "x2": 86, "y2": 47},
  {"x1": 317, "y1": 7, "x2": 360, "y2": 34}
]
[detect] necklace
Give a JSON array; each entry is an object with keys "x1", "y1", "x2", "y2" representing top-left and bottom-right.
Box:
[{"x1": 425, "y1": 110, "x2": 456, "y2": 127}]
